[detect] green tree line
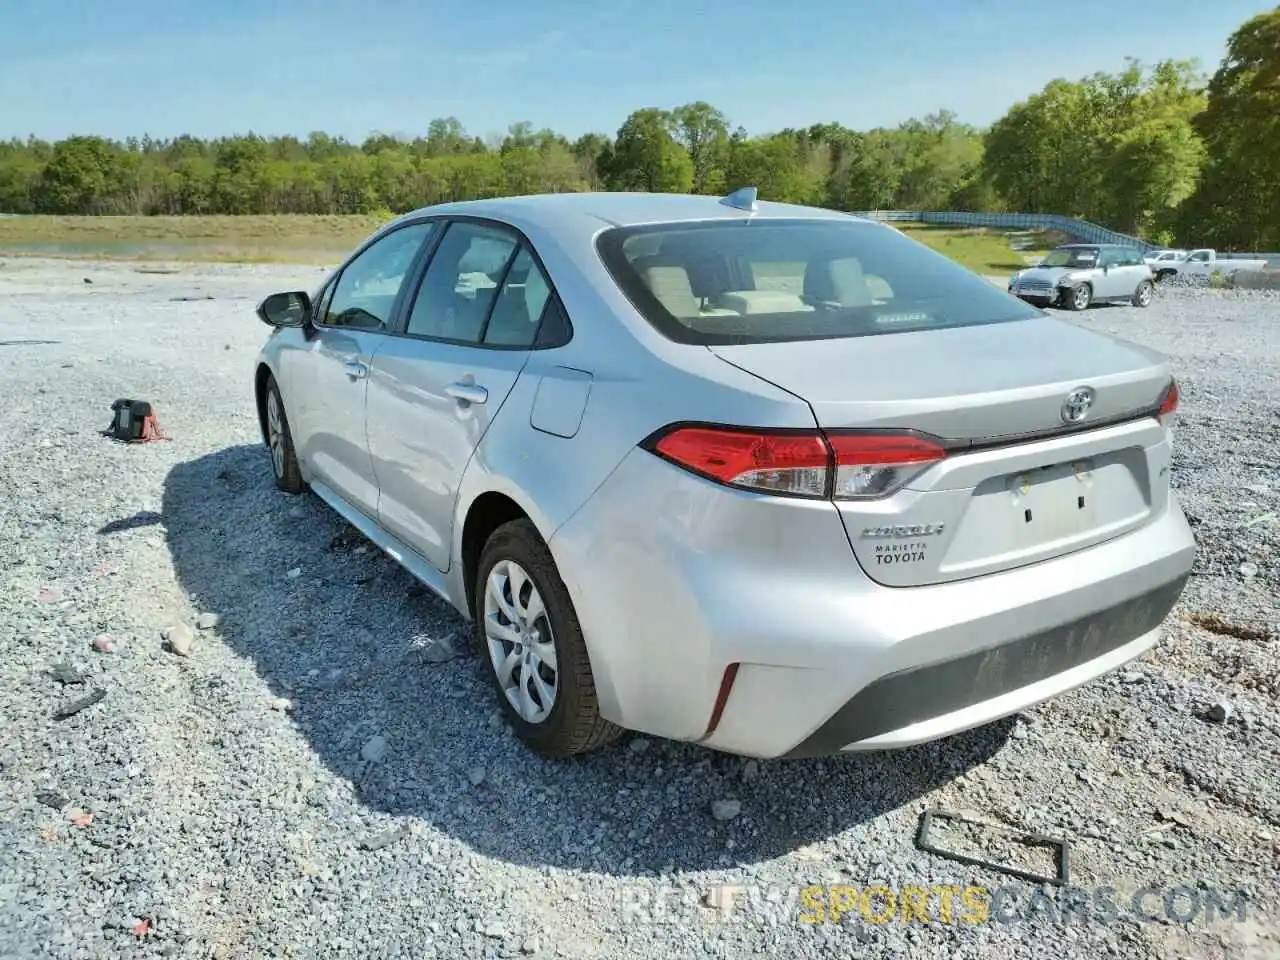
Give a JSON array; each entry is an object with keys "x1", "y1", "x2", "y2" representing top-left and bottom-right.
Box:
[{"x1": 1, "y1": 6, "x2": 1276, "y2": 248}]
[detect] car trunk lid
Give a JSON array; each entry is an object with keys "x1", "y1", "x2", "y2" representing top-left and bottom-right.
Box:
[{"x1": 709, "y1": 317, "x2": 1176, "y2": 586}]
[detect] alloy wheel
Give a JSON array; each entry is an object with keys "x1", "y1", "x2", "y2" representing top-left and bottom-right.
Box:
[
  {"x1": 484, "y1": 559, "x2": 559, "y2": 723},
  {"x1": 266, "y1": 389, "x2": 285, "y2": 479}
]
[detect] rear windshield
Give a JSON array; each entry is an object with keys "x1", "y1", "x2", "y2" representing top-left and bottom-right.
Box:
[{"x1": 595, "y1": 218, "x2": 1039, "y2": 345}]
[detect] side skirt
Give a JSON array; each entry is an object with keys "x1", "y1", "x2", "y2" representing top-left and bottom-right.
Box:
[{"x1": 310, "y1": 479, "x2": 464, "y2": 615}]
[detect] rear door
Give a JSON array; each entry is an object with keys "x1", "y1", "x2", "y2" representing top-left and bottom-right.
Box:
[{"x1": 365, "y1": 219, "x2": 554, "y2": 571}]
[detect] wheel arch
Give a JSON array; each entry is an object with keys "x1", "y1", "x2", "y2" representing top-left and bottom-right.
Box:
[
  {"x1": 458, "y1": 488, "x2": 546, "y2": 619},
  {"x1": 1064, "y1": 280, "x2": 1092, "y2": 309},
  {"x1": 253, "y1": 362, "x2": 275, "y2": 447}
]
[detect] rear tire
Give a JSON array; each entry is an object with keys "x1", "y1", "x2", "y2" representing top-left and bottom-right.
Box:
[
  {"x1": 1132, "y1": 279, "x2": 1155, "y2": 308},
  {"x1": 264, "y1": 376, "x2": 304, "y2": 494},
  {"x1": 474, "y1": 518, "x2": 623, "y2": 758},
  {"x1": 1064, "y1": 283, "x2": 1092, "y2": 312}
]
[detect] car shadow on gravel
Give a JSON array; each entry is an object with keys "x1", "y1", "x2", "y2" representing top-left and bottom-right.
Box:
[{"x1": 159, "y1": 444, "x2": 1013, "y2": 875}]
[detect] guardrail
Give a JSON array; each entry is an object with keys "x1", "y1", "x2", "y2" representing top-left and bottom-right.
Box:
[
  {"x1": 851, "y1": 210, "x2": 1280, "y2": 267},
  {"x1": 850, "y1": 210, "x2": 1159, "y2": 251}
]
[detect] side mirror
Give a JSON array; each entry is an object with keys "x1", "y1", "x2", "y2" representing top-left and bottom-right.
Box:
[{"x1": 257, "y1": 291, "x2": 311, "y2": 328}]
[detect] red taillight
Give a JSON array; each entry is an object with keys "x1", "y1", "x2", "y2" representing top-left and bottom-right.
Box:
[
  {"x1": 1158, "y1": 379, "x2": 1179, "y2": 419},
  {"x1": 647, "y1": 425, "x2": 947, "y2": 500},
  {"x1": 653, "y1": 427, "x2": 830, "y2": 497}
]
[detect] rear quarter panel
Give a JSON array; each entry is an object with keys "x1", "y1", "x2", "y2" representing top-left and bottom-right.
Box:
[
  {"x1": 453, "y1": 332, "x2": 819, "y2": 562},
  {"x1": 451, "y1": 213, "x2": 822, "y2": 596}
]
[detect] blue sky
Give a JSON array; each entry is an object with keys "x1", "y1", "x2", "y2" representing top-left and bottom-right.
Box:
[{"x1": 0, "y1": 0, "x2": 1273, "y2": 142}]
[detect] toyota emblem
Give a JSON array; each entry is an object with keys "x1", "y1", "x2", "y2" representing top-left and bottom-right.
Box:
[{"x1": 1061, "y1": 387, "x2": 1095, "y2": 423}]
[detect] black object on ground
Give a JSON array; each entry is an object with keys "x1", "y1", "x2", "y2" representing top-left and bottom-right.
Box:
[
  {"x1": 47, "y1": 662, "x2": 88, "y2": 685},
  {"x1": 915, "y1": 808, "x2": 1070, "y2": 886},
  {"x1": 52, "y1": 688, "x2": 107, "y2": 721}
]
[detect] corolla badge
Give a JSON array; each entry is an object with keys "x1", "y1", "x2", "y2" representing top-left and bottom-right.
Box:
[
  {"x1": 1061, "y1": 386, "x2": 1095, "y2": 423},
  {"x1": 860, "y1": 523, "x2": 946, "y2": 539}
]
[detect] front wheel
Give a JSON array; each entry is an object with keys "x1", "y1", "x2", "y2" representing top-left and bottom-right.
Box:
[
  {"x1": 1132, "y1": 279, "x2": 1155, "y2": 308},
  {"x1": 474, "y1": 518, "x2": 623, "y2": 758},
  {"x1": 264, "y1": 376, "x2": 305, "y2": 494},
  {"x1": 1064, "y1": 283, "x2": 1092, "y2": 312}
]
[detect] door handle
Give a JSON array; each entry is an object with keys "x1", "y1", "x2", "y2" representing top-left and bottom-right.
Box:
[
  {"x1": 444, "y1": 382, "x2": 488, "y2": 405},
  {"x1": 344, "y1": 361, "x2": 368, "y2": 380}
]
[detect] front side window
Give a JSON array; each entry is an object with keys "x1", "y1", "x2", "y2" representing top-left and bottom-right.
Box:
[
  {"x1": 321, "y1": 222, "x2": 435, "y2": 330},
  {"x1": 312, "y1": 280, "x2": 336, "y2": 324},
  {"x1": 596, "y1": 218, "x2": 1039, "y2": 345}
]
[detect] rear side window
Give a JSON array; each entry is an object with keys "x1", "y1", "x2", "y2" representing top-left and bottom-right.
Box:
[
  {"x1": 405, "y1": 222, "x2": 519, "y2": 342},
  {"x1": 483, "y1": 247, "x2": 552, "y2": 347},
  {"x1": 595, "y1": 219, "x2": 1039, "y2": 345}
]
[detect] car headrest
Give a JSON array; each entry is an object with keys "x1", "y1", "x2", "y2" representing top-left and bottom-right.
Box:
[
  {"x1": 803, "y1": 257, "x2": 872, "y2": 306},
  {"x1": 631, "y1": 255, "x2": 699, "y2": 318},
  {"x1": 683, "y1": 252, "x2": 732, "y2": 299}
]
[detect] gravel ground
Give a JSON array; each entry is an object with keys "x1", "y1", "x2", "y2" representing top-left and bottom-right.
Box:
[{"x1": 1, "y1": 257, "x2": 1277, "y2": 960}]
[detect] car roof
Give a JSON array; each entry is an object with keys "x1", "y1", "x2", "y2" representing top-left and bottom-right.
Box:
[{"x1": 391, "y1": 191, "x2": 861, "y2": 232}]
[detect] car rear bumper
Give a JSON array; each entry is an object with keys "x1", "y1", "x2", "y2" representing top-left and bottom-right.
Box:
[
  {"x1": 777, "y1": 578, "x2": 1181, "y2": 756},
  {"x1": 548, "y1": 447, "x2": 1196, "y2": 759}
]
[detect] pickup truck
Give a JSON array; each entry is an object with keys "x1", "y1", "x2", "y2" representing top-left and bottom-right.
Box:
[
  {"x1": 1144, "y1": 249, "x2": 1188, "y2": 269},
  {"x1": 1152, "y1": 249, "x2": 1269, "y2": 282}
]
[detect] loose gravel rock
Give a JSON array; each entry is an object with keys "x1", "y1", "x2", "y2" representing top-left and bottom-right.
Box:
[
  {"x1": 710, "y1": 799, "x2": 743, "y2": 822},
  {"x1": 0, "y1": 259, "x2": 1277, "y2": 959},
  {"x1": 161, "y1": 623, "x2": 194, "y2": 658}
]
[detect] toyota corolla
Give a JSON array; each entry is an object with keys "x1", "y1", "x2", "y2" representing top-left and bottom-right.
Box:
[{"x1": 252, "y1": 189, "x2": 1195, "y2": 759}]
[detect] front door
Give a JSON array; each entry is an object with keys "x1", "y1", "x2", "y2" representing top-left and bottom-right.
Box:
[
  {"x1": 296, "y1": 221, "x2": 436, "y2": 518},
  {"x1": 1180, "y1": 250, "x2": 1215, "y2": 279},
  {"x1": 366, "y1": 221, "x2": 555, "y2": 570},
  {"x1": 1094, "y1": 248, "x2": 1128, "y2": 298}
]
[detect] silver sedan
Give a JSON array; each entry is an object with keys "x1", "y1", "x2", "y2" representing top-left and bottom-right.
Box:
[{"x1": 252, "y1": 189, "x2": 1195, "y2": 759}]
